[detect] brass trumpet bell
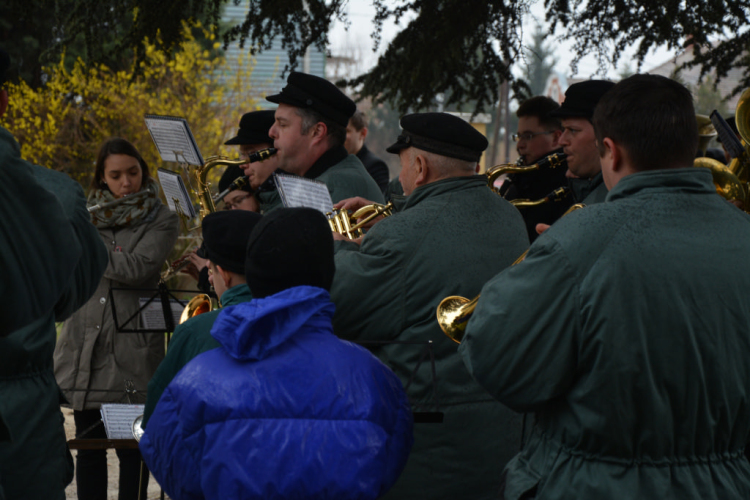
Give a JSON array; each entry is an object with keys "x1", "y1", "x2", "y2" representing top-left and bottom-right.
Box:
[
  {"x1": 436, "y1": 295, "x2": 478, "y2": 344},
  {"x1": 180, "y1": 294, "x2": 215, "y2": 324},
  {"x1": 328, "y1": 202, "x2": 394, "y2": 239}
]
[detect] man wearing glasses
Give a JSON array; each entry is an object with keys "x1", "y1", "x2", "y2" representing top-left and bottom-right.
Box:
[{"x1": 500, "y1": 96, "x2": 571, "y2": 241}]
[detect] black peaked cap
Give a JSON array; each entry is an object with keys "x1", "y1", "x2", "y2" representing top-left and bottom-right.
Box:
[
  {"x1": 245, "y1": 207, "x2": 335, "y2": 299},
  {"x1": 225, "y1": 110, "x2": 276, "y2": 146},
  {"x1": 266, "y1": 72, "x2": 355, "y2": 127},
  {"x1": 386, "y1": 112, "x2": 488, "y2": 162},
  {"x1": 550, "y1": 80, "x2": 616, "y2": 119},
  {"x1": 202, "y1": 210, "x2": 262, "y2": 275}
]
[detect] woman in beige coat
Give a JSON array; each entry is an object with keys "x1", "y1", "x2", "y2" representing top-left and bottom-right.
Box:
[{"x1": 54, "y1": 138, "x2": 179, "y2": 500}]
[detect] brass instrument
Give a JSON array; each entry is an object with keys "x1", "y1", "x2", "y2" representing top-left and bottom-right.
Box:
[
  {"x1": 510, "y1": 186, "x2": 572, "y2": 208},
  {"x1": 486, "y1": 153, "x2": 567, "y2": 192},
  {"x1": 694, "y1": 91, "x2": 750, "y2": 210},
  {"x1": 328, "y1": 201, "x2": 394, "y2": 239},
  {"x1": 194, "y1": 148, "x2": 277, "y2": 221},
  {"x1": 436, "y1": 203, "x2": 585, "y2": 343},
  {"x1": 169, "y1": 148, "x2": 276, "y2": 324},
  {"x1": 696, "y1": 114, "x2": 718, "y2": 154}
]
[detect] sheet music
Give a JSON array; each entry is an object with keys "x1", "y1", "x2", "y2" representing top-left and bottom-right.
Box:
[
  {"x1": 273, "y1": 173, "x2": 334, "y2": 215},
  {"x1": 156, "y1": 168, "x2": 197, "y2": 218},
  {"x1": 139, "y1": 297, "x2": 186, "y2": 330},
  {"x1": 100, "y1": 404, "x2": 144, "y2": 440},
  {"x1": 144, "y1": 115, "x2": 204, "y2": 166}
]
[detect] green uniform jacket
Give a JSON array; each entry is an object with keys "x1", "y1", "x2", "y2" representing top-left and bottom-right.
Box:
[
  {"x1": 461, "y1": 168, "x2": 750, "y2": 500},
  {"x1": 569, "y1": 172, "x2": 608, "y2": 205},
  {"x1": 259, "y1": 146, "x2": 385, "y2": 213},
  {"x1": 0, "y1": 127, "x2": 108, "y2": 500},
  {"x1": 142, "y1": 284, "x2": 253, "y2": 428},
  {"x1": 332, "y1": 176, "x2": 529, "y2": 500},
  {"x1": 0, "y1": 126, "x2": 82, "y2": 336}
]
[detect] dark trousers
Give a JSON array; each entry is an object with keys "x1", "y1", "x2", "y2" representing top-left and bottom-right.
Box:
[{"x1": 73, "y1": 409, "x2": 149, "y2": 500}]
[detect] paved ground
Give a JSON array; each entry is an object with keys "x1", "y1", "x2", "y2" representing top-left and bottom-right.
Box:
[{"x1": 63, "y1": 408, "x2": 168, "y2": 500}]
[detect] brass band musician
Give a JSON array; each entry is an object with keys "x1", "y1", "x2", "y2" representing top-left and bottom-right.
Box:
[
  {"x1": 461, "y1": 74, "x2": 750, "y2": 499},
  {"x1": 331, "y1": 112, "x2": 529, "y2": 499}
]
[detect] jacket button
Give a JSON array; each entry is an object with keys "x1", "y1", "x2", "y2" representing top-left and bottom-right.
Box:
[
  {"x1": 99, "y1": 297, "x2": 106, "y2": 304},
  {"x1": 96, "y1": 325, "x2": 100, "y2": 329}
]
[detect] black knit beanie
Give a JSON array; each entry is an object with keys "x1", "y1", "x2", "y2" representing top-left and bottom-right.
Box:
[{"x1": 245, "y1": 207, "x2": 335, "y2": 298}]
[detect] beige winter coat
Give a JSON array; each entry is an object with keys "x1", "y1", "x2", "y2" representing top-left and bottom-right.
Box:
[{"x1": 54, "y1": 204, "x2": 179, "y2": 410}]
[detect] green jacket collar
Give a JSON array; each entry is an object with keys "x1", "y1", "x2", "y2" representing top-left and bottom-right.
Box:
[
  {"x1": 607, "y1": 167, "x2": 715, "y2": 202},
  {"x1": 568, "y1": 171, "x2": 604, "y2": 203},
  {"x1": 219, "y1": 283, "x2": 253, "y2": 308},
  {"x1": 404, "y1": 175, "x2": 487, "y2": 211}
]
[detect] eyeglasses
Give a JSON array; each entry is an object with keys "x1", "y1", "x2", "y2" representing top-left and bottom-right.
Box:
[
  {"x1": 512, "y1": 131, "x2": 555, "y2": 142},
  {"x1": 223, "y1": 193, "x2": 253, "y2": 210}
]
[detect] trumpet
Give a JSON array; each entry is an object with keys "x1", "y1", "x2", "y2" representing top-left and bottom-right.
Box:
[
  {"x1": 328, "y1": 201, "x2": 394, "y2": 239},
  {"x1": 436, "y1": 203, "x2": 585, "y2": 343}
]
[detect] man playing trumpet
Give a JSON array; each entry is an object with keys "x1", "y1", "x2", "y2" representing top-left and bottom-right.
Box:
[{"x1": 331, "y1": 112, "x2": 529, "y2": 499}]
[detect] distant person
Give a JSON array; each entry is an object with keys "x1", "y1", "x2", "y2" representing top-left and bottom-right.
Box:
[
  {"x1": 140, "y1": 207, "x2": 413, "y2": 500},
  {"x1": 500, "y1": 96, "x2": 572, "y2": 241},
  {"x1": 345, "y1": 110, "x2": 390, "y2": 194}
]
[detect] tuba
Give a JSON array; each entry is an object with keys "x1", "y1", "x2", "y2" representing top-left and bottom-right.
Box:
[
  {"x1": 328, "y1": 201, "x2": 394, "y2": 239},
  {"x1": 436, "y1": 203, "x2": 585, "y2": 343},
  {"x1": 694, "y1": 91, "x2": 750, "y2": 210}
]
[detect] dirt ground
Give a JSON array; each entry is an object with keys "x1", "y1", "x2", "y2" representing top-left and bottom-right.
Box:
[{"x1": 62, "y1": 408, "x2": 168, "y2": 500}]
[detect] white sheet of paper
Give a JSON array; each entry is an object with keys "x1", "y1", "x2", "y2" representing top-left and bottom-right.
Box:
[
  {"x1": 138, "y1": 297, "x2": 186, "y2": 330},
  {"x1": 156, "y1": 168, "x2": 197, "y2": 218},
  {"x1": 100, "y1": 404, "x2": 144, "y2": 440},
  {"x1": 273, "y1": 173, "x2": 333, "y2": 215},
  {"x1": 144, "y1": 115, "x2": 204, "y2": 166}
]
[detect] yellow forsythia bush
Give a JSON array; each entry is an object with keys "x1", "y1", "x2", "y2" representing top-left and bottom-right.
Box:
[{"x1": 1, "y1": 23, "x2": 261, "y2": 188}]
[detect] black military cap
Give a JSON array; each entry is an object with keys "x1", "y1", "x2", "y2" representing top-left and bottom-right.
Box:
[
  {"x1": 245, "y1": 207, "x2": 335, "y2": 299},
  {"x1": 386, "y1": 112, "x2": 488, "y2": 162},
  {"x1": 201, "y1": 210, "x2": 262, "y2": 275},
  {"x1": 266, "y1": 72, "x2": 356, "y2": 127},
  {"x1": 224, "y1": 110, "x2": 276, "y2": 146},
  {"x1": 550, "y1": 80, "x2": 615, "y2": 119},
  {"x1": 0, "y1": 48, "x2": 10, "y2": 86},
  {"x1": 218, "y1": 165, "x2": 251, "y2": 194}
]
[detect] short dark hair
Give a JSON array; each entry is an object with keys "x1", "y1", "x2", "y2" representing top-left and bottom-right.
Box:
[
  {"x1": 92, "y1": 137, "x2": 151, "y2": 191},
  {"x1": 349, "y1": 110, "x2": 367, "y2": 131},
  {"x1": 296, "y1": 107, "x2": 347, "y2": 147},
  {"x1": 517, "y1": 96, "x2": 562, "y2": 131},
  {"x1": 593, "y1": 74, "x2": 697, "y2": 171}
]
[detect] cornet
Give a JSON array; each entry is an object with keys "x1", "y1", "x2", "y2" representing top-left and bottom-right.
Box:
[{"x1": 328, "y1": 201, "x2": 394, "y2": 239}]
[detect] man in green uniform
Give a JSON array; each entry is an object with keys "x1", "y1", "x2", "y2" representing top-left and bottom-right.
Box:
[
  {"x1": 553, "y1": 80, "x2": 615, "y2": 205},
  {"x1": 331, "y1": 112, "x2": 529, "y2": 499},
  {"x1": 259, "y1": 72, "x2": 384, "y2": 212},
  {"x1": 142, "y1": 210, "x2": 260, "y2": 428},
  {"x1": 0, "y1": 48, "x2": 109, "y2": 500},
  {"x1": 461, "y1": 74, "x2": 750, "y2": 499}
]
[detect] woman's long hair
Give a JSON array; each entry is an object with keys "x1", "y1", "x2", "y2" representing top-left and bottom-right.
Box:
[{"x1": 91, "y1": 137, "x2": 151, "y2": 191}]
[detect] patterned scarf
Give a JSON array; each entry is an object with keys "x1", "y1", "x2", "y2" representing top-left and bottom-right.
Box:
[{"x1": 88, "y1": 178, "x2": 162, "y2": 229}]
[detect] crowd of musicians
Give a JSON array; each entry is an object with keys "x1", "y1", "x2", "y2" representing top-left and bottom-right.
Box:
[{"x1": 3, "y1": 41, "x2": 750, "y2": 500}]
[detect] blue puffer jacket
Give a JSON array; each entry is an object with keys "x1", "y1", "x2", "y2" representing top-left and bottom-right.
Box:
[{"x1": 140, "y1": 285, "x2": 413, "y2": 500}]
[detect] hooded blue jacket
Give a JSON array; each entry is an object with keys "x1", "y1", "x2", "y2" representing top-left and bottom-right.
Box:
[{"x1": 140, "y1": 285, "x2": 413, "y2": 500}]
